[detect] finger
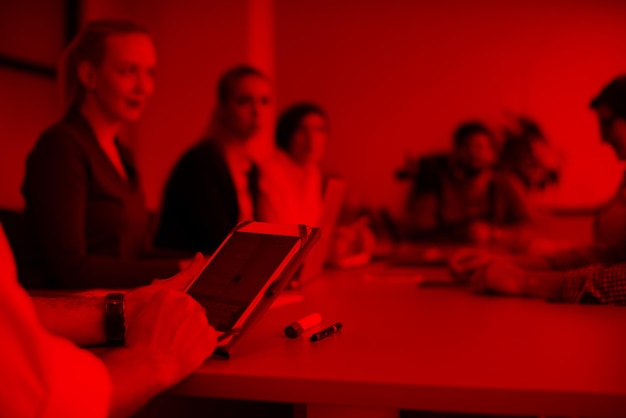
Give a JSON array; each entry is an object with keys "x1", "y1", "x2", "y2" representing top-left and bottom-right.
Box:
[
  {"x1": 186, "y1": 252, "x2": 208, "y2": 277},
  {"x1": 159, "y1": 254, "x2": 207, "y2": 291}
]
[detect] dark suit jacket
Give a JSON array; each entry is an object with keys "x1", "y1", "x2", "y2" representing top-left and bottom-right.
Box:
[
  {"x1": 155, "y1": 140, "x2": 259, "y2": 253},
  {"x1": 21, "y1": 108, "x2": 180, "y2": 289}
]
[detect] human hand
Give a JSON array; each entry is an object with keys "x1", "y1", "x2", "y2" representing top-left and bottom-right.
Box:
[
  {"x1": 469, "y1": 258, "x2": 528, "y2": 296},
  {"x1": 153, "y1": 252, "x2": 208, "y2": 291},
  {"x1": 448, "y1": 248, "x2": 499, "y2": 283},
  {"x1": 124, "y1": 286, "x2": 217, "y2": 390},
  {"x1": 329, "y1": 218, "x2": 376, "y2": 268}
]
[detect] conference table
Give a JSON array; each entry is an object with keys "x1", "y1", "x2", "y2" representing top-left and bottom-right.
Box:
[{"x1": 172, "y1": 263, "x2": 626, "y2": 418}]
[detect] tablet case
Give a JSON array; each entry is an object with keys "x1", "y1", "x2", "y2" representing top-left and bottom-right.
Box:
[{"x1": 209, "y1": 221, "x2": 321, "y2": 359}]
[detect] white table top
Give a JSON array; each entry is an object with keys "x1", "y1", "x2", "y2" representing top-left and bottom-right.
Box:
[{"x1": 173, "y1": 265, "x2": 626, "y2": 417}]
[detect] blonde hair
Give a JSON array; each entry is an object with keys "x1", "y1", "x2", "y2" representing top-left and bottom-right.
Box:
[{"x1": 58, "y1": 18, "x2": 148, "y2": 109}]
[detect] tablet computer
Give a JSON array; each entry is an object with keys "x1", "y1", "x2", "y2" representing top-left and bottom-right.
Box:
[{"x1": 184, "y1": 221, "x2": 320, "y2": 358}]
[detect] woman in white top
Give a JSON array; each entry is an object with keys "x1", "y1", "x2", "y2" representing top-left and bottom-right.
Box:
[{"x1": 258, "y1": 103, "x2": 329, "y2": 226}]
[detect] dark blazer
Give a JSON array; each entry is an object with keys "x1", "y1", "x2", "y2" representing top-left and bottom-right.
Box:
[
  {"x1": 155, "y1": 140, "x2": 259, "y2": 253},
  {"x1": 21, "y1": 108, "x2": 180, "y2": 289}
]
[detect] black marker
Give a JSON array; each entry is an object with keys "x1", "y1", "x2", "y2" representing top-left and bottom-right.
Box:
[{"x1": 310, "y1": 322, "x2": 342, "y2": 342}]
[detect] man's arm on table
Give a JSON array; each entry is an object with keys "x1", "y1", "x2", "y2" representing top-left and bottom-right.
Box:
[
  {"x1": 527, "y1": 263, "x2": 626, "y2": 304},
  {"x1": 33, "y1": 295, "x2": 106, "y2": 346},
  {"x1": 29, "y1": 255, "x2": 216, "y2": 418},
  {"x1": 474, "y1": 260, "x2": 626, "y2": 305}
]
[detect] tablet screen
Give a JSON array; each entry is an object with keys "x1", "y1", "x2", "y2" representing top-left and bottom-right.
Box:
[{"x1": 188, "y1": 232, "x2": 300, "y2": 332}]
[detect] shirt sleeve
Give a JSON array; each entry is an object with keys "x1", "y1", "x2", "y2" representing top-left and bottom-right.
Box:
[
  {"x1": 558, "y1": 263, "x2": 626, "y2": 305},
  {"x1": 0, "y1": 225, "x2": 112, "y2": 417}
]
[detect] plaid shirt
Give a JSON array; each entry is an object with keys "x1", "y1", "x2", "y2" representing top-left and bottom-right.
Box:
[{"x1": 559, "y1": 264, "x2": 626, "y2": 305}]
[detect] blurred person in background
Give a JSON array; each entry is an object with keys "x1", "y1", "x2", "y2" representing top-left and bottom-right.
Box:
[
  {"x1": 21, "y1": 19, "x2": 185, "y2": 289},
  {"x1": 592, "y1": 76, "x2": 626, "y2": 247},
  {"x1": 257, "y1": 102, "x2": 328, "y2": 226},
  {"x1": 156, "y1": 65, "x2": 272, "y2": 254},
  {"x1": 257, "y1": 102, "x2": 376, "y2": 268},
  {"x1": 450, "y1": 75, "x2": 626, "y2": 305},
  {"x1": 404, "y1": 121, "x2": 524, "y2": 243},
  {"x1": 487, "y1": 116, "x2": 564, "y2": 253}
]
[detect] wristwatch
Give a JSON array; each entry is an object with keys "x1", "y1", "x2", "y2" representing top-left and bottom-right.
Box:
[{"x1": 105, "y1": 293, "x2": 126, "y2": 346}]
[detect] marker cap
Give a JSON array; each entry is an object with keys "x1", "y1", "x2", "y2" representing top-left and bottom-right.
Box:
[{"x1": 284, "y1": 313, "x2": 322, "y2": 338}]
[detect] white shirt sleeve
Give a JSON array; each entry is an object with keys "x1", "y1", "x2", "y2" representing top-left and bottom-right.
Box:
[
  {"x1": 0, "y1": 224, "x2": 112, "y2": 418},
  {"x1": 258, "y1": 150, "x2": 323, "y2": 226}
]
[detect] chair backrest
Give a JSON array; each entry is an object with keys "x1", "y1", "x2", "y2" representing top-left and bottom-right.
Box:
[
  {"x1": 0, "y1": 208, "x2": 48, "y2": 288},
  {"x1": 0, "y1": 208, "x2": 26, "y2": 266}
]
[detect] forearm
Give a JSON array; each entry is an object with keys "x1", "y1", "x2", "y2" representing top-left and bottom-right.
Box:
[
  {"x1": 522, "y1": 264, "x2": 626, "y2": 304},
  {"x1": 522, "y1": 270, "x2": 566, "y2": 300},
  {"x1": 33, "y1": 295, "x2": 106, "y2": 346},
  {"x1": 101, "y1": 348, "x2": 165, "y2": 418}
]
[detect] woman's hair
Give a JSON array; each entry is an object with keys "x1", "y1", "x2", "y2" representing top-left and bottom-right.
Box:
[
  {"x1": 498, "y1": 117, "x2": 558, "y2": 187},
  {"x1": 59, "y1": 18, "x2": 148, "y2": 108},
  {"x1": 452, "y1": 121, "x2": 496, "y2": 150},
  {"x1": 275, "y1": 102, "x2": 327, "y2": 152},
  {"x1": 590, "y1": 75, "x2": 626, "y2": 120},
  {"x1": 216, "y1": 65, "x2": 267, "y2": 105}
]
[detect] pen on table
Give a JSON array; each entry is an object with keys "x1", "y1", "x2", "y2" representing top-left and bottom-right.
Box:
[
  {"x1": 284, "y1": 313, "x2": 322, "y2": 338},
  {"x1": 310, "y1": 322, "x2": 342, "y2": 342}
]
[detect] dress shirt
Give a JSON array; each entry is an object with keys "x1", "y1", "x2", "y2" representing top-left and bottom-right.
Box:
[
  {"x1": 223, "y1": 144, "x2": 255, "y2": 223},
  {"x1": 559, "y1": 263, "x2": 626, "y2": 304},
  {"x1": 258, "y1": 150, "x2": 323, "y2": 226}
]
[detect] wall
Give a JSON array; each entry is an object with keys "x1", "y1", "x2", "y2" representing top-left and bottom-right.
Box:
[
  {"x1": 3, "y1": 0, "x2": 626, "y2": 215},
  {"x1": 274, "y1": 0, "x2": 626, "y2": 215},
  {"x1": 0, "y1": 0, "x2": 65, "y2": 209},
  {"x1": 83, "y1": 0, "x2": 260, "y2": 209},
  {"x1": 0, "y1": 0, "x2": 268, "y2": 210},
  {"x1": 128, "y1": 0, "x2": 251, "y2": 209}
]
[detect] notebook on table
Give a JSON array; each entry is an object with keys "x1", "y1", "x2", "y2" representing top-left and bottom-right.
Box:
[{"x1": 184, "y1": 221, "x2": 320, "y2": 359}]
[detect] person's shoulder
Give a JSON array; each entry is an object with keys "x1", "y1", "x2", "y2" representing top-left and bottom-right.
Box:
[
  {"x1": 31, "y1": 117, "x2": 89, "y2": 159},
  {"x1": 419, "y1": 152, "x2": 448, "y2": 165},
  {"x1": 168, "y1": 139, "x2": 225, "y2": 182},
  {"x1": 412, "y1": 153, "x2": 449, "y2": 191},
  {"x1": 179, "y1": 139, "x2": 223, "y2": 162},
  {"x1": 416, "y1": 153, "x2": 449, "y2": 175}
]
